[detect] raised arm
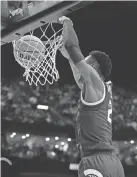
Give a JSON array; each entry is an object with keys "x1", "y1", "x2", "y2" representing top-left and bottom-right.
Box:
[
  {"x1": 59, "y1": 46, "x2": 84, "y2": 89},
  {"x1": 59, "y1": 16, "x2": 104, "y2": 95}
]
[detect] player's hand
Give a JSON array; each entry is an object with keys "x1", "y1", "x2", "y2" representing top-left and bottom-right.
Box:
[
  {"x1": 59, "y1": 16, "x2": 79, "y2": 49},
  {"x1": 58, "y1": 16, "x2": 71, "y2": 50},
  {"x1": 58, "y1": 16, "x2": 73, "y2": 25}
]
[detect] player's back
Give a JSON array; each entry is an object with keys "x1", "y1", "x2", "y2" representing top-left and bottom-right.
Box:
[{"x1": 75, "y1": 81, "x2": 115, "y2": 158}]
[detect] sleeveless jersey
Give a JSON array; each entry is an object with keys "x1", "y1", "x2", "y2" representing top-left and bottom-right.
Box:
[{"x1": 75, "y1": 81, "x2": 115, "y2": 158}]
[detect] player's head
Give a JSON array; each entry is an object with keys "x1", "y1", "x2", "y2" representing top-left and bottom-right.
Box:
[{"x1": 85, "y1": 50, "x2": 112, "y2": 81}]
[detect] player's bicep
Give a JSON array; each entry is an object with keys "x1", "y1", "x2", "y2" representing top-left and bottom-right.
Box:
[{"x1": 66, "y1": 46, "x2": 85, "y2": 64}]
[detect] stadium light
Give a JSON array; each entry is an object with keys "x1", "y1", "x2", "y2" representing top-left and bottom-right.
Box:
[
  {"x1": 55, "y1": 136, "x2": 59, "y2": 140},
  {"x1": 61, "y1": 142, "x2": 65, "y2": 146},
  {"x1": 12, "y1": 132, "x2": 16, "y2": 136},
  {"x1": 10, "y1": 132, "x2": 16, "y2": 138},
  {"x1": 51, "y1": 152, "x2": 56, "y2": 156},
  {"x1": 37, "y1": 105, "x2": 49, "y2": 110},
  {"x1": 22, "y1": 135, "x2": 26, "y2": 139},
  {"x1": 130, "y1": 140, "x2": 134, "y2": 144},
  {"x1": 10, "y1": 134, "x2": 14, "y2": 138},
  {"x1": 26, "y1": 134, "x2": 30, "y2": 137},
  {"x1": 67, "y1": 138, "x2": 71, "y2": 142},
  {"x1": 55, "y1": 144, "x2": 59, "y2": 148},
  {"x1": 45, "y1": 137, "x2": 50, "y2": 141}
]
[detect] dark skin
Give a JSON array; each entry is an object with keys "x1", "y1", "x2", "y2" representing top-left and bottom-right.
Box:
[
  {"x1": 80, "y1": 56, "x2": 105, "y2": 103},
  {"x1": 59, "y1": 16, "x2": 105, "y2": 103}
]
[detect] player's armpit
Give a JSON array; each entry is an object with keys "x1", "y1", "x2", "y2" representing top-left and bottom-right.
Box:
[
  {"x1": 75, "y1": 60, "x2": 104, "y2": 91},
  {"x1": 81, "y1": 81, "x2": 106, "y2": 104}
]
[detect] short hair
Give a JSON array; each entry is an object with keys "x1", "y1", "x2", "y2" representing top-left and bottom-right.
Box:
[{"x1": 89, "y1": 50, "x2": 112, "y2": 81}]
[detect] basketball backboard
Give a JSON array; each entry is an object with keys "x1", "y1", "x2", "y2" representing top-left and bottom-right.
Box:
[{"x1": 1, "y1": 1, "x2": 94, "y2": 45}]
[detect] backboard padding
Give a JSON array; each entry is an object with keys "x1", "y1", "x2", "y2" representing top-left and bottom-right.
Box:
[{"x1": 1, "y1": 1, "x2": 94, "y2": 45}]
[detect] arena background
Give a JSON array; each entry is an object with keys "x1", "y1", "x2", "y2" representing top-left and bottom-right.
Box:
[{"x1": 1, "y1": 1, "x2": 137, "y2": 177}]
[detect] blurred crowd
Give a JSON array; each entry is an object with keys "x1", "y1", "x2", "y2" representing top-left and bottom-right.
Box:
[
  {"x1": 112, "y1": 86, "x2": 137, "y2": 131},
  {"x1": 1, "y1": 78, "x2": 137, "y2": 177},
  {"x1": 1, "y1": 133, "x2": 137, "y2": 167},
  {"x1": 2, "y1": 134, "x2": 79, "y2": 163},
  {"x1": 1, "y1": 78, "x2": 137, "y2": 131}
]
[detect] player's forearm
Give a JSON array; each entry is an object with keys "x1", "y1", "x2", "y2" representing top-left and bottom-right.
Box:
[
  {"x1": 63, "y1": 20, "x2": 79, "y2": 48},
  {"x1": 63, "y1": 20, "x2": 84, "y2": 64},
  {"x1": 68, "y1": 59, "x2": 83, "y2": 89},
  {"x1": 61, "y1": 49, "x2": 81, "y2": 78},
  {"x1": 69, "y1": 59, "x2": 80, "y2": 79},
  {"x1": 66, "y1": 46, "x2": 84, "y2": 64}
]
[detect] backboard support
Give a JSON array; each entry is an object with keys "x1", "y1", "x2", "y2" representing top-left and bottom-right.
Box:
[{"x1": 1, "y1": 1, "x2": 94, "y2": 45}]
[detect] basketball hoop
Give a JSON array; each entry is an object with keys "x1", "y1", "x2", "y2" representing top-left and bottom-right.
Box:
[{"x1": 12, "y1": 23, "x2": 63, "y2": 86}]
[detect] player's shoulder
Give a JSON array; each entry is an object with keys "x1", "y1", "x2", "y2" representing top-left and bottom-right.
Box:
[
  {"x1": 81, "y1": 80, "x2": 112, "y2": 106},
  {"x1": 81, "y1": 80, "x2": 106, "y2": 106}
]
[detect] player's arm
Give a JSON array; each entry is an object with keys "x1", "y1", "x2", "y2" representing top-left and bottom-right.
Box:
[
  {"x1": 59, "y1": 46, "x2": 83, "y2": 89},
  {"x1": 59, "y1": 16, "x2": 104, "y2": 98}
]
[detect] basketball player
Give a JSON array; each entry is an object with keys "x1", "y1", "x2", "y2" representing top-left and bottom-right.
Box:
[{"x1": 59, "y1": 16, "x2": 125, "y2": 177}]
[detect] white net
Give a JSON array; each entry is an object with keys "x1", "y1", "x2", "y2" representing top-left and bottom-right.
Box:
[{"x1": 12, "y1": 23, "x2": 63, "y2": 86}]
